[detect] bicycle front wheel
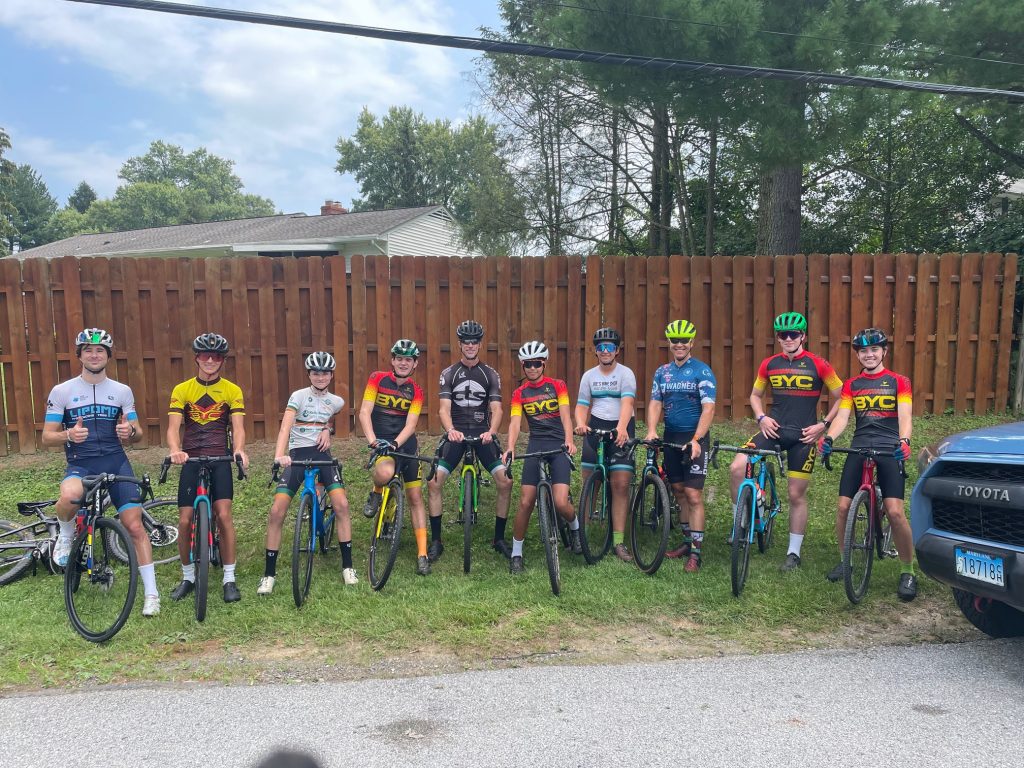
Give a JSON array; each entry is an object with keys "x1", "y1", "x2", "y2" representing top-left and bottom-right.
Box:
[
  {"x1": 0, "y1": 520, "x2": 35, "y2": 587},
  {"x1": 462, "y1": 473, "x2": 475, "y2": 574},
  {"x1": 368, "y1": 480, "x2": 404, "y2": 591},
  {"x1": 630, "y1": 473, "x2": 671, "y2": 575},
  {"x1": 64, "y1": 517, "x2": 138, "y2": 642},
  {"x1": 757, "y1": 465, "x2": 778, "y2": 553},
  {"x1": 193, "y1": 500, "x2": 211, "y2": 622},
  {"x1": 319, "y1": 493, "x2": 335, "y2": 554},
  {"x1": 731, "y1": 486, "x2": 754, "y2": 597},
  {"x1": 843, "y1": 488, "x2": 875, "y2": 604},
  {"x1": 537, "y1": 483, "x2": 561, "y2": 596},
  {"x1": 107, "y1": 498, "x2": 181, "y2": 566},
  {"x1": 292, "y1": 493, "x2": 315, "y2": 607},
  {"x1": 579, "y1": 471, "x2": 611, "y2": 565}
]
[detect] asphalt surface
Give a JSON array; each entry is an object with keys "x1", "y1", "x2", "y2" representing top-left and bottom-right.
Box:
[{"x1": 2, "y1": 639, "x2": 1022, "y2": 767}]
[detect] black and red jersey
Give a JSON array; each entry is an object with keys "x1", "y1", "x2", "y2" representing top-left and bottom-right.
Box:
[
  {"x1": 839, "y1": 369, "x2": 912, "y2": 449},
  {"x1": 753, "y1": 350, "x2": 842, "y2": 429},
  {"x1": 362, "y1": 371, "x2": 423, "y2": 441},
  {"x1": 510, "y1": 376, "x2": 570, "y2": 441}
]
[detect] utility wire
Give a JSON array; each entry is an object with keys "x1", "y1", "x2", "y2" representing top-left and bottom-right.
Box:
[{"x1": 65, "y1": 0, "x2": 1024, "y2": 104}]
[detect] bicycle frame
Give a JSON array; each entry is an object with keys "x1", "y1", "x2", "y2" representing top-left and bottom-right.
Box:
[
  {"x1": 159, "y1": 455, "x2": 246, "y2": 565},
  {"x1": 365, "y1": 445, "x2": 438, "y2": 538}
]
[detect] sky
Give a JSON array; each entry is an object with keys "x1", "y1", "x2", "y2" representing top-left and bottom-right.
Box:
[{"x1": 0, "y1": 0, "x2": 504, "y2": 216}]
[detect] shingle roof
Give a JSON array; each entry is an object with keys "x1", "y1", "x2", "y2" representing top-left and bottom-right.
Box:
[{"x1": 20, "y1": 205, "x2": 446, "y2": 259}]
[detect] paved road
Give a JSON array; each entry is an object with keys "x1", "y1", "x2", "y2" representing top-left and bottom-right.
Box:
[{"x1": 3, "y1": 640, "x2": 1022, "y2": 767}]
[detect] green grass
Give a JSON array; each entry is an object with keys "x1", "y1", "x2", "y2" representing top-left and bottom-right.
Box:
[{"x1": 0, "y1": 412, "x2": 1015, "y2": 689}]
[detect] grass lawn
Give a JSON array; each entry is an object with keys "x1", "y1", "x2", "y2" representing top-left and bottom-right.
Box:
[{"x1": 0, "y1": 412, "x2": 1014, "y2": 690}]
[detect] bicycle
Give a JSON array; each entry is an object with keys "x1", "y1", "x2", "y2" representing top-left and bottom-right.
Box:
[
  {"x1": 269, "y1": 458, "x2": 343, "y2": 607},
  {"x1": 577, "y1": 429, "x2": 617, "y2": 564},
  {"x1": 364, "y1": 443, "x2": 438, "y2": 591},
  {"x1": 710, "y1": 441, "x2": 786, "y2": 597},
  {"x1": 436, "y1": 434, "x2": 501, "y2": 574},
  {"x1": 628, "y1": 437, "x2": 689, "y2": 575},
  {"x1": 63, "y1": 471, "x2": 155, "y2": 642},
  {"x1": 823, "y1": 446, "x2": 905, "y2": 604},
  {"x1": 159, "y1": 454, "x2": 246, "y2": 621},
  {"x1": 504, "y1": 446, "x2": 576, "y2": 596}
]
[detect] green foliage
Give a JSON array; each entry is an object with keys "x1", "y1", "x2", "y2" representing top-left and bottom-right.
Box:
[
  {"x1": 4, "y1": 164, "x2": 58, "y2": 252},
  {"x1": 0, "y1": 128, "x2": 17, "y2": 257},
  {"x1": 67, "y1": 181, "x2": 97, "y2": 214}
]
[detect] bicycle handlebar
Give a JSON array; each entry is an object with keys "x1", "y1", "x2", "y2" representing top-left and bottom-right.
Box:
[
  {"x1": 269, "y1": 458, "x2": 341, "y2": 487},
  {"x1": 502, "y1": 445, "x2": 577, "y2": 482},
  {"x1": 79, "y1": 473, "x2": 155, "y2": 504},
  {"x1": 822, "y1": 446, "x2": 906, "y2": 477},
  {"x1": 710, "y1": 441, "x2": 787, "y2": 478},
  {"x1": 159, "y1": 454, "x2": 247, "y2": 484},
  {"x1": 364, "y1": 444, "x2": 439, "y2": 482}
]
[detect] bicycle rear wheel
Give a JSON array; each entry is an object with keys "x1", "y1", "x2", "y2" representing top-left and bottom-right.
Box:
[
  {"x1": 843, "y1": 488, "x2": 875, "y2": 604},
  {"x1": 731, "y1": 486, "x2": 754, "y2": 597},
  {"x1": 875, "y1": 486, "x2": 896, "y2": 558},
  {"x1": 0, "y1": 520, "x2": 35, "y2": 586},
  {"x1": 292, "y1": 493, "x2": 315, "y2": 607},
  {"x1": 757, "y1": 465, "x2": 777, "y2": 553},
  {"x1": 107, "y1": 498, "x2": 180, "y2": 566},
  {"x1": 368, "y1": 479, "x2": 404, "y2": 591},
  {"x1": 630, "y1": 473, "x2": 671, "y2": 575},
  {"x1": 578, "y1": 471, "x2": 611, "y2": 564},
  {"x1": 537, "y1": 483, "x2": 561, "y2": 596},
  {"x1": 462, "y1": 473, "x2": 475, "y2": 574},
  {"x1": 193, "y1": 500, "x2": 211, "y2": 622},
  {"x1": 64, "y1": 517, "x2": 138, "y2": 642}
]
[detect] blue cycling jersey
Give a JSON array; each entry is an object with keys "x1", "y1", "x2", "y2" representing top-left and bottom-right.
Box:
[
  {"x1": 45, "y1": 376, "x2": 137, "y2": 461},
  {"x1": 649, "y1": 357, "x2": 716, "y2": 434}
]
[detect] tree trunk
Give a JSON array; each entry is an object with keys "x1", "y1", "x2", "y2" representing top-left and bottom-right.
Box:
[
  {"x1": 705, "y1": 118, "x2": 718, "y2": 257},
  {"x1": 756, "y1": 165, "x2": 802, "y2": 256},
  {"x1": 609, "y1": 109, "x2": 620, "y2": 248},
  {"x1": 649, "y1": 104, "x2": 671, "y2": 257}
]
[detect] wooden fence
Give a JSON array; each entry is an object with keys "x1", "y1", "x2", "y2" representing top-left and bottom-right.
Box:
[{"x1": 0, "y1": 252, "x2": 1016, "y2": 454}]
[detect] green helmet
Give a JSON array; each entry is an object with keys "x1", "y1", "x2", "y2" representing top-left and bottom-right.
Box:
[
  {"x1": 390, "y1": 339, "x2": 420, "y2": 358},
  {"x1": 773, "y1": 312, "x2": 807, "y2": 333},
  {"x1": 665, "y1": 320, "x2": 696, "y2": 340}
]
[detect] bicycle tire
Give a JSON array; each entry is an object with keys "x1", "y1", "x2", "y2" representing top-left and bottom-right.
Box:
[
  {"x1": 462, "y1": 472, "x2": 475, "y2": 574},
  {"x1": 368, "y1": 479, "x2": 404, "y2": 591},
  {"x1": 731, "y1": 485, "x2": 754, "y2": 597},
  {"x1": 64, "y1": 517, "x2": 138, "y2": 642},
  {"x1": 106, "y1": 498, "x2": 181, "y2": 566},
  {"x1": 843, "y1": 488, "x2": 875, "y2": 604},
  {"x1": 319, "y1": 492, "x2": 335, "y2": 554},
  {"x1": 0, "y1": 520, "x2": 35, "y2": 586},
  {"x1": 537, "y1": 483, "x2": 561, "y2": 596},
  {"x1": 193, "y1": 499, "x2": 211, "y2": 622},
  {"x1": 630, "y1": 473, "x2": 671, "y2": 575},
  {"x1": 757, "y1": 464, "x2": 778, "y2": 553},
  {"x1": 875, "y1": 486, "x2": 896, "y2": 558},
  {"x1": 292, "y1": 493, "x2": 315, "y2": 607},
  {"x1": 578, "y1": 471, "x2": 612, "y2": 564}
]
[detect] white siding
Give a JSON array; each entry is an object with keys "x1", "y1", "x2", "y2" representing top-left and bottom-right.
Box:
[{"x1": 385, "y1": 210, "x2": 481, "y2": 258}]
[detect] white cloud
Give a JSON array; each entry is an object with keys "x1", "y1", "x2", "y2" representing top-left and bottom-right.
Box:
[{"x1": 7, "y1": 132, "x2": 125, "y2": 200}]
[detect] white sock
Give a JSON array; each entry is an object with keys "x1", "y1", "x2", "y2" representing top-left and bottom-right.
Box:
[
  {"x1": 788, "y1": 533, "x2": 804, "y2": 557},
  {"x1": 223, "y1": 563, "x2": 236, "y2": 584},
  {"x1": 569, "y1": 515, "x2": 580, "y2": 531},
  {"x1": 58, "y1": 518, "x2": 75, "y2": 538},
  {"x1": 512, "y1": 538, "x2": 524, "y2": 557},
  {"x1": 181, "y1": 563, "x2": 196, "y2": 583},
  {"x1": 139, "y1": 563, "x2": 158, "y2": 597}
]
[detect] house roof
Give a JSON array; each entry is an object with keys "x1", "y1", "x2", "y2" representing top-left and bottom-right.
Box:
[{"x1": 20, "y1": 205, "x2": 448, "y2": 259}]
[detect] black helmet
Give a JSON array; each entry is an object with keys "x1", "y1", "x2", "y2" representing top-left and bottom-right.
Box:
[
  {"x1": 456, "y1": 320, "x2": 484, "y2": 342},
  {"x1": 193, "y1": 333, "x2": 229, "y2": 354},
  {"x1": 852, "y1": 328, "x2": 889, "y2": 349},
  {"x1": 592, "y1": 327, "x2": 621, "y2": 347}
]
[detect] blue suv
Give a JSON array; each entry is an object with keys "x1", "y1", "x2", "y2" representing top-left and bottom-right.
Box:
[{"x1": 911, "y1": 421, "x2": 1024, "y2": 637}]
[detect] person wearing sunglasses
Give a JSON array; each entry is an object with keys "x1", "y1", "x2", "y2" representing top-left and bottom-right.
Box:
[
  {"x1": 729, "y1": 312, "x2": 843, "y2": 572},
  {"x1": 574, "y1": 327, "x2": 637, "y2": 562},
  {"x1": 167, "y1": 332, "x2": 249, "y2": 603},
  {"x1": 503, "y1": 341, "x2": 580, "y2": 574},
  {"x1": 645, "y1": 320, "x2": 717, "y2": 572}
]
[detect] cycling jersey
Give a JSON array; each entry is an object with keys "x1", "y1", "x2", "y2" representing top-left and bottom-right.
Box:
[
  {"x1": 362, "y1": 371, "x2": 423, "y2": 442},
  {"x1": 438, "y1": 361, "x2": 501, "y2": 432},
  {"x1": 753, "y1": 351, "x2": 841, "y2": 429},
  {"x1": 168, "y1": 376, "x2": 245, "y2": 457},
  {"x1": 649, "y1": 358, "x2": 716, "y2": 434},
  {"x1": 285, "y1": 387, "x2": 344, "y2": 450},
  {"x1": 839, "y1": 369, "x2": 912, "y2": 449},
  {"x1": 510, "y1": 376, "x2": 570, "y2": 442},
  {"x1": 45, "y1": 376, "x2": 137, "y2": 461},
  {"x1": 577, "y1": 363, "x2": 636, "y2": 421}
]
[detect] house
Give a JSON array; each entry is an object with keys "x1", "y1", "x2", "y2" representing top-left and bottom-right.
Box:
[{"x1": 17, "y1": 203, "x2": 481, "y2": 260}]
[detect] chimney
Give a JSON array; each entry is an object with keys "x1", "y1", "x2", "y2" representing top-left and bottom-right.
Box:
[{"x1": 321, "y1": 200, "x2": 348, "y2": 215}]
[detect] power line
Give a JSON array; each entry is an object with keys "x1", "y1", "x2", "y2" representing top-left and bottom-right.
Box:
[{"x1": 65, "y1": 0, "x2": 1024, "y2": 104}]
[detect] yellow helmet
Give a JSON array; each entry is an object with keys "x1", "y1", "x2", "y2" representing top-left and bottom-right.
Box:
[{"x1": 665, "y1": 320, "x2": 696, "y2": 340}]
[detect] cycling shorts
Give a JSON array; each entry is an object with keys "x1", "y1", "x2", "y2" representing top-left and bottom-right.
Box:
[
  {"x1": 839, "y1": 453, "x2": 906, "y2": 500},
  {"x1": 64, "y1": 453, "x2": 141, "y2": 512},
  {"x1": 745, "y1": 427, "x2": 817, "y2": 479},
  {"x1": 662, "y1": 431, "x2": 710, "y2": 489},
  {"x1": 581, "y1": 416, "x2": 635, "y2": 472},
  {"x1": 373, "y1": 436, "x2": 422, "y2": 489},
  {"x1": 521, "y1": 438, "x2": 572, "y2": 487},
  {"x1": 437, "y1": 434, "x2": 504, "y2": 475},
  {"x1": 276, "y1": 446, "x2": 344, "y2": 498},
  {"x1": 177, "y1": 460, "x2": 234, "y2": 507}
]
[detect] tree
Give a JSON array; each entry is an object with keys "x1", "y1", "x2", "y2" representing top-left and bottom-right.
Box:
[
  {"x1": 68, "y1": 181, "x2": 97, "y2": 214},
  {"x1": 336, "y1": 107, "x2": 528, "y2": 255},
  {"x1": 5, "y1": 164, "x2": 58, "y2": 252},
  {"x1": 0, "y1": 128, "x2": 17, "y2": 256}
]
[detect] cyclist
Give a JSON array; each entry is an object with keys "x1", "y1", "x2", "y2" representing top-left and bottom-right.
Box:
[
  {"x1": 574, "y1": 327, "x2": 637, "y2": 562},
  {"x1": 427, "y1": 320, "x2": 514, "y2": 562},
  {"x1": 167, "y1": 333, "x2": 249, "y2": 604},
  {"x1": 258, "y1": 352, "x2": 356, "y2": 595},
  {"x1": 358, "y1": 339, "x2": 430, "y2": 576},
  {"x1": 644, "y1": 320, "x2": 717, "y2": 572},
  {"x1": 730, "y1": 312, "x2": 843, "y2": 571},
  {"x1": 819, "y1": 328, "x2": 916, "y2": 600},
  {"x1": 42, "y1": 329, "x2": 159, "y2": 617},
  {"x1": 503, "y1": 340, "x2": 581, "y2": 574}
]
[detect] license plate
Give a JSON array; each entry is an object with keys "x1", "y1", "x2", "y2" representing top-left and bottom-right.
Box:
[{"x1": 955, "y1": 547, "x2": 1005, "y2": 587}]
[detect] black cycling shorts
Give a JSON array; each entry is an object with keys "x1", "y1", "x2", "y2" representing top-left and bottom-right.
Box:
[
  {"x1": 662, "y1": 431, "x2": 710, "y2": 489},
  {"x1": 65, "y1": 453, "x2": 141, "y2": 511},
  {"x1": 521, "y1": 438, "x2": 572, "y2": 487},
  {"x1": 839, "y1": 453, "x2": 906, "y2": 500},
  {"x1": 276, "y1": 447, "x2": 344, "y2": 498},
  {"x1": 581, "y1": 416, "x2": 636, "y2": 472},
  {"x1": 746, "y1": 426, "x2": 817, "y2": 479},
  {"x1": 177, "y1": 459, "x2": 234, "y2": 507},
  {"x1": 437, "y1": 434, "x2": 504, "y2": 474}
]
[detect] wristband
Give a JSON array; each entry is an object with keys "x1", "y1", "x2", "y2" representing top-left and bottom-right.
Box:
[
  {"x1": 129, "y1": 425, "x2": 137, "y2": 439},
  {"x1": 757, "y1": 414, "x2": 767, "y2": 423},
  {"x1": 900, "y1": 437, "x2": 910, "y2": 446},
  {"x1": 821, "y1": 419, "x2": 831, "y2": 429}
]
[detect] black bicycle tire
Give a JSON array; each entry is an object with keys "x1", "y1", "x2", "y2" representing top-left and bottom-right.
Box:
[
  {"x1": 578, "y1": 471, "x2": 611, "y2": 565},
  {"x1": 757, "y1": 464, "x2": 778, "y2": 553},
  {"x1": 0, "y1": 520, "x2": 35, "y2": 586},
  {"x1": 537, "y1": 483, "x2": 561, "y2": 596},
  {"x1": 319, "y1": 493, "x2": 335, "y2": 554},
  {"x1": 106, "y1": 498, "x2": 181, "y2": 567},
  {"x1": 368, "y1": 479, "x2": 404, "y2": 590},
  {"x1": 843, "y1": 488, "x2": 875, "y2": 604},
  {"x1": 462, "y1": 472, "x2": 475, "y2": 574},
  {"x1": 194, "y1": 500, "x2": 210, "y2": 622},
  {"x1": 64, "y1": 517, "x2": 138, "y2": 643},
  {"x1": 731, "y1": 486, "x2": 754, "y2": 597},
  {"x1": 292, "y1": 493, "x2": 315, "y2": 607},
  {"x1": 630, "y1": 473, "x2": 671, "y2": 575}
]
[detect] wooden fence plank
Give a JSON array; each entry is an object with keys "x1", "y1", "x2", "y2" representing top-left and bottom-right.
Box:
[
  {"x1": 349, "y1": 256, "x2": 368, "y2": 435},
  {"x1": 1, "y1": 260, "x2": 34, "y2": 452},
  {"x1": 994, "y1": 254, "x2": 1017, "y2": 413},
  {"x1": 752, "y1": 254, "x2": 773, "y2": 376},
  {"x1": 120, "y1": 258, "x2": 148, "y2": 433},
  {"x1": 931, "y1": 254, "x2": 959, "y2": 414},
  {"x1": 952, "y1": 253, "x2": 981, "y2": 414},
  {"x1": 690, "y1": 255, "x2": 711, "y2": 376},
  {"x1": 23, "y1": 258, "x2": 57, "y2": 429},
  {"x1": 848, "y1": 254, "x2": 871, "y2": 378},
  {"x1": 912, "y1": 254, "x2": 939, "y2": 415},
  {"x1": 709, "y1": 255, "x2": 730, "y2": 418},
  {"x1": 566, "y1": 255, "x2": 584, "y2": 397},
  {"x1": 326, "y1": 255, "x2": 351, "y2": 435},
  {"x1": 872, "y1": 254, "x2": 896, "y2": 370}
]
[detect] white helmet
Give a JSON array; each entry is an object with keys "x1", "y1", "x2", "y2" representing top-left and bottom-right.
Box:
[
  {"x1": 305, "y1": 351, "x2": 336, "y2": 371},
  {"x1": 518, "y1": 340, "x2": 549, "y2": 362}
]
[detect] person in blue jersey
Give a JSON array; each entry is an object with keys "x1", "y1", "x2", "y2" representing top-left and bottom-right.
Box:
[
  {"x1": 41, "y1": 329, "x2": 160, "y2": 617},
  {"x1": 574, "y1": 327, "x2": 637, "y2": 562},
  {"x1": 644, "y1": 320, "x2": 717, "y2": 572}
]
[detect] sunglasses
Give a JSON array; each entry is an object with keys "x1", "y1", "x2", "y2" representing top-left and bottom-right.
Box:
[
  {"x1": 460, "y1": 338, "x2": 482, "y2": 345},
  {"x1": 776, "y1": 331, "x2": 803, "y2": 341},
  {"x1": 196, "y1": 352, "x2": 224, "y2": 362},
  {"x1": 667, "y1": 337, "x2": 693, "y2": 345},
  {"x1": 595, "y1": 342, "x2": 618, "y2": 353},
  {"x1": 522, "y1": 360, "x2": 544, "y2": 369}
]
